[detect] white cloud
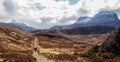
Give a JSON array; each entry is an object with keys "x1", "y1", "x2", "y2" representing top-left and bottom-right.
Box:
[
  {"x1": 0, "y1": 0, "x2": 120, "y2": 29},
  {"x1": 50, "y1": 19, "x2": 57, "y2": 24}
]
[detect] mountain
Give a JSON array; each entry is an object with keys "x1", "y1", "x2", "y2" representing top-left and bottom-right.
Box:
[
  {"x1": 32, "y1": 25, "x2": 114, "y2": 40},
  {"x1": 50, "y1": 25, "x2": 63, "y2": 30},
  {"x1": 59, "y1": 25, "x2": 115, "y2": 35},
  {"x1": 87, "y1": 10, "x2": 120, "y2": 26},
  {"x1": 0, "y1": 21, "x2": 35, "y2": 31},
  {"x1": 51, "y1": 17, "x2": 91, "y2": 30},
  {"x1": 51, "y1": 10, "x2": 120, "y2": 30},
  {"x1": 0, "y1": 24, "x2": 35, "y2": 62}
]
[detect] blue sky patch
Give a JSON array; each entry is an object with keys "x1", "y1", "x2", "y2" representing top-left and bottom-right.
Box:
[{"x1": 55, "y1": 0, "x2": 79, "y2": 5}]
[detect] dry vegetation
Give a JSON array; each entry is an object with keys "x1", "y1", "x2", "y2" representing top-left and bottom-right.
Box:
[
  {"x1": 0, "y1": 25, "x2": 35, "y2": 62},
  {"x1": 32, "y1": 31, "x2": 109, "y2": 62},
  {"x1": 0, "y1": 24, "x2": 115, "y2": 62},
  {"x1": 81, "y1": 27, "x2": 120, "y2": 62}
]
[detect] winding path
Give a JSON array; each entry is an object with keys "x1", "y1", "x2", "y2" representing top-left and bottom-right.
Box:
[{"x1": 32, "y1": 38, "x2": 54, "y2": 62}]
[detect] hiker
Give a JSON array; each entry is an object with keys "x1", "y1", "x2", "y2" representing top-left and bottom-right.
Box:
[{"x1": 34, "y1": 47, "x2": 37, "y2": 52}]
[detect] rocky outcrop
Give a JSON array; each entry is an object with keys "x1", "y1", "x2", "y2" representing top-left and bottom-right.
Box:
[{"x1": 99, "y1": 26, "x2": 120, "y2": 54}]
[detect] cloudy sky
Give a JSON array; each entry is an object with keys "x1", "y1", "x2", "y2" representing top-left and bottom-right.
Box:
[{"x1": 0, "y1": 0, "x2": 120, "y2": 29}]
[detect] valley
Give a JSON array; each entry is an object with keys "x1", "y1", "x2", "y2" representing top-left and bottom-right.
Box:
[
  {"x1": 32, "y1": 30, "x2": 109, "y2": 62},
  {"x1": 0, "y1": 10, "x2": 120, "y2": 62},
  {"x1": 0, "y1": 0, "x2": 120, "y2": 61},
  {"x1": 0, "y1": 24, "x2": 110, "y2": 62}
]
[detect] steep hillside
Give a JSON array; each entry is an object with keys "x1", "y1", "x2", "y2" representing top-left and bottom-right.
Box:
[
  {"x1": 82, "y1": 26, "x2": 120, "y2": 62},
  {"x1": 0, "y1": 24, "x2": 35, "y2": 62},
  {"x1": 99, "y1": 26, "x2": 120, "y2": 54}
]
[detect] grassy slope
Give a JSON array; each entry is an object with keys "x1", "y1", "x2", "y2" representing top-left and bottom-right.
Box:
[{"x1": 0, "y1": 25, "x2": 35, "y2": 62}]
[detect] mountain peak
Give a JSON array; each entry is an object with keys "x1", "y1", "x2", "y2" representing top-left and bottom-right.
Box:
[
  {"x1": 95, "y1": 10, "x2": 117, "y2": 17},
  {"x1": 87, "y1": 10, "x2": 120, "y2": 26},
  {"x1": 51, "y1": 10, "x2": 120, "y2": 30},
  {"x1": 94, "y1": 10, "x2": 118, "y2": 18},
  {"x1": 98, "y1": 10, "x2": 116, "y2": 15}
]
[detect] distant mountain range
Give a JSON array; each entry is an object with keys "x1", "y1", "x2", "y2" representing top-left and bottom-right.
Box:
[
  {"x1": 51, "y1": 10, "x2": 120, "y2": 30},
  {"x1": 59, "y1": 25, "x2": 115, "y2": 35},
  {"x1": 0, "y1": 21, "x2": 35, "y2": 31}
]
